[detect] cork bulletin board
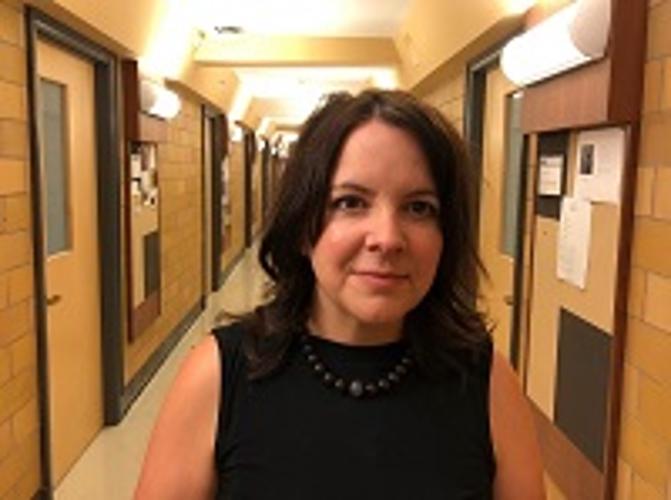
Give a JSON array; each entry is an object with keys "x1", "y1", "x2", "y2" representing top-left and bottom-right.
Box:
[{"x1": 522, "y1": 127, "x2": 626, "y2": 499}]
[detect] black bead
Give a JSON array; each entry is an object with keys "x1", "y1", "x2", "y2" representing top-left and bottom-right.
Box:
[
  {"x1": 334, "y1": 379, "x2": 346, "y2": 391},
  {"x1": 313, "y1": 362, "x2": 325, "y2": 374},
  {"x1": 307, "y1": 353, "x2": 318, "y2": 363},
  {"x1": 323, "y1": 372, "x2": 334, "y2": 385},
  {"x1": 302, "y1": 343, "x2": 313, "y2": 354},
  {"x1": 378, "y1": 379, "x2": 391, "y2": 391},
  {"x1": 388, "y1": 372, "x2": 400, "y2": 383},
  {"x1": 349, "y1": 380, "x2": 364, "y2": 398},
  {"x1": 395, "y1": 364, "x2": 407, "y2": 375},
  {"x1": 401, "y1": 356, "x2": 413, "y2": 366},
  {"x1": 364, "y1": 383, "x2": 377, "y2": 396}
]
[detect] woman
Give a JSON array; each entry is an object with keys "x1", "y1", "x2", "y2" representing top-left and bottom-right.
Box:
[{"x1": 135, "y1": 90, "x2": 545, "y2": 499}]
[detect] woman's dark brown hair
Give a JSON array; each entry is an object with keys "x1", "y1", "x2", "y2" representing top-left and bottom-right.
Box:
[{"x1": 240, "y1": 89, "x2": 490, "y2": 379}]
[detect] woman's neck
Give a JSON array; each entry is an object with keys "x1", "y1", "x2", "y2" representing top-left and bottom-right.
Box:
[{"x1": 307, "y1": 308, "x2": 403, "y2": 346}]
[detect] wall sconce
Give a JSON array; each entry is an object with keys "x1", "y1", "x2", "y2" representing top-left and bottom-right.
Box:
[
  {"x1": 140, "y1": 79, "x2": 181, "y2": 120},
  {"x1": 501, "y1": 0, "x2": 610, "y2": 86}
]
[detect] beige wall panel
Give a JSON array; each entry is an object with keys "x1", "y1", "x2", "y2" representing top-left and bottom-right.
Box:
[
  {"x1": 526, "y1": 217, "x2": 561, "y2": 418},
  {"x1": 526, "y1": 197, "x2": 620, "y2": 417},
  {"x1": 421, "y1": 78, "x2": 465, "y2": 130},
  {"x1": 396, "y1": 0, "x2": 524, "y2": 88},
  {"x1": 195, "y1": 35, "x2": 398, "y2": 67}
]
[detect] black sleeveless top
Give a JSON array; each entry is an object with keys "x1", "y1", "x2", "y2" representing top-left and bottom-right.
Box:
[{"x1": 212, "y1": 322, "x2": 495, "y2": 500}]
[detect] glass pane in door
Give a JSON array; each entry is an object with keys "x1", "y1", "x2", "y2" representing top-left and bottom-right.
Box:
[{"x1": 40, "y1": 79, "x2": 71, "y2": 256}]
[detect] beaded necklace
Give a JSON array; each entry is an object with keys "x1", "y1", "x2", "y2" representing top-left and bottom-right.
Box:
[{"x1": 299, "y1": 334, "x2": 414, "y2": 398}]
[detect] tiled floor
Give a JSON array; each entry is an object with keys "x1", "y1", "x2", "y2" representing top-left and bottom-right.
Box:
[{"x1": 54, "y1": 248, "x2": 267, "y2": 500}]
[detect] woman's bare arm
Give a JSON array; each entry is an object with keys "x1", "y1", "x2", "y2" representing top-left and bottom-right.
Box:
[
  {"x1": 490, "y1": 351, "x2": 546, "y2": 500},
  {"x1": 134, "y1": 336, "x2": 221, "y2": 500}
]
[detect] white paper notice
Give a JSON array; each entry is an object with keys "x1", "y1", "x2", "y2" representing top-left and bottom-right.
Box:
[
  {"x1": 574, "y1": 127, "x2": 625, "y2": 204},
  {"x1": 538, "y1": 155, "x2": 564, "y2": 195},
  {"x1": 557, "y1": 197, "x2": 592, "y2": 289}
]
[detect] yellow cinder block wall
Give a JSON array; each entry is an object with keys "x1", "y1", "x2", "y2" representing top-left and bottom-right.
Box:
[
  {"x1": 617, "y1": 1, "x2": 671, "y2": 498},
  {"x1": 0, "y1": 1, "x2": 42, "y2": 499},
  {"x1": 124, "y1": 95, "x2": 204, "y2": 382}
]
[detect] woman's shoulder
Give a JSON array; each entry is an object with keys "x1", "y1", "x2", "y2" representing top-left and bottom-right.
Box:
[{"x1": 134, "y1": 334, "x2": 221, "y2": 497}]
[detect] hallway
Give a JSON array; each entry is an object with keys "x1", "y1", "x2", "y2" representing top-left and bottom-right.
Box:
[
  {"x1": 53, "y1": 249, "x2": 266, "y2": 500},
  {"x1": 0, "y1": 0, "x2": 667, "y2": 499}
]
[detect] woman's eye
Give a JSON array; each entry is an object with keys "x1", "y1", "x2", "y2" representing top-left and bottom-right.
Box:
[
  {"x1": 330, "y1": 195, "x2": 367, "y2": 212},
  {"x1": 406, "y1": 200, "x2": 439, "y2": 218}
]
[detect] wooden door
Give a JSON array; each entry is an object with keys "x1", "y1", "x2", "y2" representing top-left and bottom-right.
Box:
[
  {"x1": 478, "y1": 66, "x2": 521, "y2": 360},
  {"x1": 37, "y1": 39, "x2": 103, "y2": 485}
]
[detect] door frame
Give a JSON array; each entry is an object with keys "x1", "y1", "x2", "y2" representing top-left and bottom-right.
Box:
[
  {"x1": 26, "y1": 9, "x2": 123, "y2": 495},
  {"x1": 203, "y1": 107, "x2": 228, "y2": 292},
  {"x1": 464, "y1": 46, "x2": 529, "y2": 370}
]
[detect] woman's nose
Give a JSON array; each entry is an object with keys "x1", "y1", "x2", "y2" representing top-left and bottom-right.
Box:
[{"x1": 364, "y1": 209, "x2": 406, "y2": 253}]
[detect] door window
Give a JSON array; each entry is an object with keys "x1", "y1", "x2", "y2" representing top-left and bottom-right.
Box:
[
  {"x1": 500, "y1": 91, "x2": 524, "y2": 258},
  {"x1": 40, "y1": 79, "x2": 71, "y2": 256}
]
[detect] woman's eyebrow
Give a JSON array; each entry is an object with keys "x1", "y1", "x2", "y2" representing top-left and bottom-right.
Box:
[
  {"x1": 331, "y1": 183, "x2": 439, "y2": 198},
  {"x1": 331, "y1": 182, "x2": 372, "y2": 194}
]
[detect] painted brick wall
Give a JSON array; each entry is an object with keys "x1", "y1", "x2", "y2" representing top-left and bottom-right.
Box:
[
  {"x1": 617, "y1": 1, "x2": 671, "y2": 499},
  {"x1": 0, "y1": 2, "x2": 42, "y2": 499},
  {"x1": 124, "y1": 96, "x2": 204, "y2": 382}
]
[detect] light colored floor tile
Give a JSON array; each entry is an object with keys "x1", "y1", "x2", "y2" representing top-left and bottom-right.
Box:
[{"x1": 54, "y1": 248, "x2": 266, "y2": 500}]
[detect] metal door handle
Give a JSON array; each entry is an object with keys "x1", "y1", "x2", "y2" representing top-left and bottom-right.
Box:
[
  {"x1": 503, "y1": 294, "x2": 514, "y2": 306},
  {"x1": 46, "y1": 294, "x2": 62, "y2": 306}
]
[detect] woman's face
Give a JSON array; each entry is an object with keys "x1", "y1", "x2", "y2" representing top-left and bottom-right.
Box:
[{"x1": 308, "y1": 119, "x2": 444, "y2": 339}]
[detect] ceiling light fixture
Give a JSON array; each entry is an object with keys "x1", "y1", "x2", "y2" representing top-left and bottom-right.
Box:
[
  {"x1": 500, "y1": 0, "x2": 610, "y2": 86},
  {"x1": 140, "y1": 79, "x2": 181, "y2": 120}
]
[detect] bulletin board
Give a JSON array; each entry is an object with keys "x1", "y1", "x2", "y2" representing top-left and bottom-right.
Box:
[{"x1": 522, "y1": 127, "x2": 628, "y2": 499}]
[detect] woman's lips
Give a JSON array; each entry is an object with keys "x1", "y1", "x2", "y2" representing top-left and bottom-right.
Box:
[{"x1": 352, "y1": 270, "x2": 408, "y2": 288}]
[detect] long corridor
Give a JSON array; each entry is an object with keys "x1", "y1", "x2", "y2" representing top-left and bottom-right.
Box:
[
  {"x1": 0, "y1": 1, "x2": 666, "y2": 499},
  {"x1": 53, "y1": 250, "x2": 267, "y2": 500}
]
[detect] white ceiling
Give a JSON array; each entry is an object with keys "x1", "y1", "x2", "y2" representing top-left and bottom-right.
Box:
[
  {"x1": 197, "y1": 0, "x2": 411, "y2": 37},
  {"x1": 191, "y1": 0, "x2": 410, "y2": 132},
  {"x1": 234, "y1": 66, "x2": 397, "y2": 98}
]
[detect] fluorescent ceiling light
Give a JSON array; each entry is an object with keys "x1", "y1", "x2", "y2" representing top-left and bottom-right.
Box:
[{"x1": 501, "y1": 0, "x2": 610, "y2": 86}]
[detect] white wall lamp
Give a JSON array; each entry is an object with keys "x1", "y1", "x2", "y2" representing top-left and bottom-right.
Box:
[
  {"x1": 501, "y1": 0, "x2": 610, "y2": 86},
  {"x1": 140, "y1": 79, "x2": 182, "y2": 120}
]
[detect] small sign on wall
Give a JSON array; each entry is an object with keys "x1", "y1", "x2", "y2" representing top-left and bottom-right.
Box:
[
  {"x1": 574, "y1": 127, "x2": 626, "y2": 205},
  {"x1": 538, "y1": 154, "x2": 565, "y2": 196}
]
